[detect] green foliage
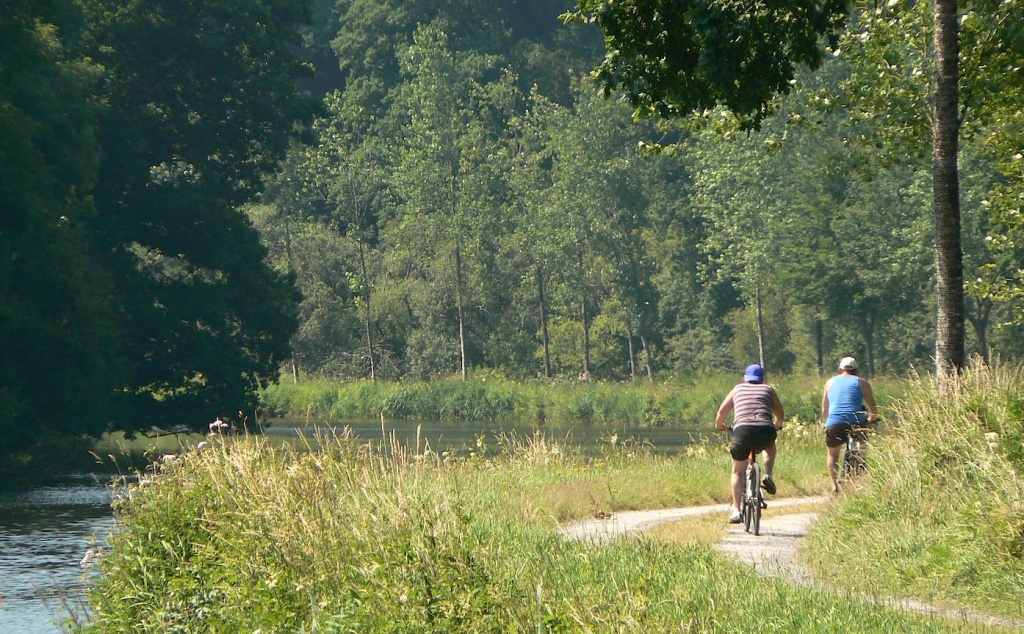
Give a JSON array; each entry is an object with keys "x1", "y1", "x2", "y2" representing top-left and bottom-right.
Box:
[
  {"x1": 80, "y1": 432, "x2": 977, "y2": 632},
  {"x1": 3, "y1": 0, "x2": 319, "y2": 461},
  {"x1": 72, "y1": 0, "x2": 316, "y2": 431},
  {"x1": 565, "y1": 0, "x2": 846, "y2": 128},
  {"x1": 259, "y1": 0, "x2": 1024, "y2": 385},
  {"x1": 805, "y1": 363, "x2": 1024, "y2": 617},
  {"x1": 260, "y1": 373, "x2": 909, "y2": 430},
  {"x1": 0, "y1": 0, "x2": 126, "y2": 463}
]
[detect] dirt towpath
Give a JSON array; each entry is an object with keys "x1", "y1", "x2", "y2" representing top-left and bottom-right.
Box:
[{"x1": 559, "y1": 498, "x2": 1023, "y2": 629}]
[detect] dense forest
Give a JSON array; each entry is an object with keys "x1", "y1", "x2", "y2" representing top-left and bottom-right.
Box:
[{"x1": 3, "y1": 0, "x2": 1024, "y2": 463}]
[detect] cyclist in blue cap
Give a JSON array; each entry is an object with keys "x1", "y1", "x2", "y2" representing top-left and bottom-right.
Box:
[{"x1": 716, "y1": 363, "x2": 785, "y2": 524}]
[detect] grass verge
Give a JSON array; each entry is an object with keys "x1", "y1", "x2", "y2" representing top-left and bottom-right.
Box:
[
  {"x1": 803, "y1": 363, "x2": 1024, "y2": 620},
  {"x1": 74, "y1": 424, "x2": 1000, "y2": 632}
]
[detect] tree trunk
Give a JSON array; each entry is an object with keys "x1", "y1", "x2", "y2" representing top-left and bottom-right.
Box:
[
  {"x1": 579, "y1": 253, "x2": 591, "y2": 377},
  {"x1": 755, "y1": 284, "x2": 766, "y2": 370},
  {"x1": 861, "y1": 312, "x2": 876, "y2": 379},
  {"x1": 640, "y1": 334, "x2": 654, "y2": 382},
  {"x1": 815, "y1": 318, "x2": 824, "y2": 377},
  {"x1": 358, "y1": 241, "x2": 376, "y2": 382},
  {"x1": 933, "y1": 0, "x2": 966, "y2": 385},
  {"x1": 965, "y1": 296, "x2": 991, "y2": 365},
  {"x1": 626, "y1": 326, "x2": 637, "y2": 381},
  {"x1": 284, "y1": 214, "x2": 299, "y2": 383},
  {"x1": 537, "y1": 265, "x2": 552, "y2": 378},
  {"x1": 455, "y1": 244, "x2": 468, "y2": 381},
  {"x1": 581, "y1": 294, "x2": 591, "y2": 376}
]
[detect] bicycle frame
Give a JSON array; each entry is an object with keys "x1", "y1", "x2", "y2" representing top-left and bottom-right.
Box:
[
  {"x1": 742, "y1": 448, "x2": 764, "y2": 536},
  {"x1": 839, "y1": 426, "x2": 869, "y2": 485}
]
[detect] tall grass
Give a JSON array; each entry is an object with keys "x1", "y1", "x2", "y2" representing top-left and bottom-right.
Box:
[
  {"x1": 804, "y1": 363, "x2": 1024, "y2": 618},
  {"x1": 76, "y1": 429, "x2": 984, "y2": 633},
  {"x1": 260, "y1": 373, "x2": 910, "y2": 427}
]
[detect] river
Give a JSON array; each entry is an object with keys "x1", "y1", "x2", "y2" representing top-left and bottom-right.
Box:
[
  {"x1": 0, "y1": 475, "x2": 116, "y2": 633},
  {"x1": 0, "y1": 420, "x2": 708, "y2": 632}
]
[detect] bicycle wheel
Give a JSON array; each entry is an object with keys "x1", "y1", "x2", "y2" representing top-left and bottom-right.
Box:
[
  {"x1": 852, "y1": 445, "x2": 867, "y2": 475},
  {"x1": 743, "y1": 466, "x2": 754, "y2": 532},
  {"x1": 839, "y1": 440, "x2": 855, "y2": 485},
  {"x1": 751, "y1": 464, "x2": 762, "y2": 536}
]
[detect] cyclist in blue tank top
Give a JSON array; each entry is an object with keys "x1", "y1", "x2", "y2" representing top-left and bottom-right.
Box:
[{"x1": 821, "y1": 356, "x2": 879, "y2": 493}]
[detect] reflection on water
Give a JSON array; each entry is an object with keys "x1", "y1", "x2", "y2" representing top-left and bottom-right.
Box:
[
  {"x1": 0, "y1": 421, "x2": 711, "y2": 632},
  {"x1": 0, "y1": 476, "x2": 116, "y2": 634}
]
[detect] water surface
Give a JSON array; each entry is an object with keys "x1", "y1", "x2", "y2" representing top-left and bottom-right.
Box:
[{"x1": 0, "y1": 476, "x2": 116, "y2": 633}]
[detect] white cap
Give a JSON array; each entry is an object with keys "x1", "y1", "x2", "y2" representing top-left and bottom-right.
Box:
[{"x1": 838, "y1": 356, "x2": 858, "y2": 371}]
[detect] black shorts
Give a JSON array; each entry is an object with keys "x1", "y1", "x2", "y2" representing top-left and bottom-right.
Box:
[
  {"x1": 825, "y1": 423, "x2": 868, "y2": 448},
  {"x1": 729, "y1": 425, "x2": 777, "y2": 461}
]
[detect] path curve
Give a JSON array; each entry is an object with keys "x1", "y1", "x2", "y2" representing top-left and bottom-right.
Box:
[{"x1": 559, "y1": 498, "x2": 1023, "y2": 629}]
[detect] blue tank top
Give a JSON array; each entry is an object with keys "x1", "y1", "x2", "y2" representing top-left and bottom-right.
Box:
[{"x1": 826, "y1": 374, "x2": 867, "y2": 426}]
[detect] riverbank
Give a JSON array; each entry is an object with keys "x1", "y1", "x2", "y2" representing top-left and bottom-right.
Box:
[
  {"x1": 68, "y1": 365, "x2": 1024, "y2": 631},
  {"x1": 259, "y1": 372, "x2": 910, "y2": 427}
]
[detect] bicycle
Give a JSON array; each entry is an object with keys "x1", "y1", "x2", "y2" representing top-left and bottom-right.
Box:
[
  {"x1": 742, "y1": 447, "x2": 767, "y2": 535},
  {"x1": 835, "y1": 414, "x2": 877, "y2": 489},
  {"x1": 841, "y1": 428, "x2": 868, "y2": 478}
]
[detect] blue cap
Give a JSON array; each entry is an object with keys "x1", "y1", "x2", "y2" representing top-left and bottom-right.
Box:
[{"x1": 743, "y1": 364, "x2": 765, "y2": 383}]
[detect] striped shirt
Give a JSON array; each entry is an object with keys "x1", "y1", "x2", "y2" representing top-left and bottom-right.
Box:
[{"x1": 732, "y1": 383, "x2": 776, "y2": 428}]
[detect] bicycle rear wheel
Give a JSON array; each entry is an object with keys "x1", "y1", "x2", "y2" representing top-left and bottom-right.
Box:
[
  {"x1": 743, "y1": 466, "x2": 754, "y2": 532},
  {"x1": 839, "y1": 440, "x2": 855, "y2": 485},
  {"x1": 751, "y1": 464, "x2": 762, "y2": 536}
]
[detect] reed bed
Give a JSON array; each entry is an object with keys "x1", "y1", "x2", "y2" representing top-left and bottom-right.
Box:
[
  {"x1": 75, "y1": 426, "x2": 990, "y2": 633},
  {"x1": 259, "y1": 373, "x2": 910, "y2": 427},
  {"x1": 804, "y1": 363, "x2": 1024, "y2": 618}
]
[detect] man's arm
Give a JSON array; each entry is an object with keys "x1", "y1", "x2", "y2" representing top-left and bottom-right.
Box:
[
  {"x1": 860, "y1": 379, "x2": 880, "y2": 422},
  {"x1": 821, "y1": 378, "x2": 833, "y2": 421},
  {"x1": 715, "y1": 387, "x2": 736, "y2": 430},
  {"x1": 771, "y1": 389, "x2": 785, "y2": 429}
]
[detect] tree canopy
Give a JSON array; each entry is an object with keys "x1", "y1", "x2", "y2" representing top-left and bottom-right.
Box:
[
  {"x1": 1, "y1": 0, "x2": 315, "y2": 467},
  {"x1": 5, "y1": 0, "x2": 1024, "y2": 468}
]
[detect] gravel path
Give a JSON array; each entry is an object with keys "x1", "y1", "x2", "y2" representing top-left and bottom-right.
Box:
[{"x1": 559, "y1": 497, "x2": 1024, "y2": 629}]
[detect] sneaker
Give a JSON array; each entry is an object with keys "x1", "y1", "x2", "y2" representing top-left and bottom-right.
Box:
[
  {"x1": 761, "y1": 474, "x2": 777, "y2": 495},
  {"x1": 728, "y1": 510, "x2": 742, "y2": 524}
]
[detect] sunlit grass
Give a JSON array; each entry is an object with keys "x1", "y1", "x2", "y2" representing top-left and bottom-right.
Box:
[
  {"x1": 259, "y1": 373, "x2": 912, "y2": 428},
  {"x1": 804, "y1": 362, "x2": 1024, "y2": 619},
  {"x1": 75, "y1": 425, "x2": 998, "y2": 633}
]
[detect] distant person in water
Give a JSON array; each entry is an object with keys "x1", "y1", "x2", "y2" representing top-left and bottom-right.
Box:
[
  {"x1": 716, "y1": 364, "x2": 785, "y2": 524},
  {"x1": 821, "y1": 356, "x2": 880, "y2": 493}
]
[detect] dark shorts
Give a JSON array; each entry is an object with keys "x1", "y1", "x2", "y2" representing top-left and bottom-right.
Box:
[
  {"x1": 729, "y1": 425, "x2": 777, "y2": 461},
  {"x1": 825, "y1": 423, "x2": 868, "y2": 448}
]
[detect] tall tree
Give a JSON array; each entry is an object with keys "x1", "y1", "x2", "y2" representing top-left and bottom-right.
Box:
[
  {"x1": 279, "y1": 92, "x2": 390, "y2": 380},
  {"x1": 77, "y1": 0, "x2": 317, "y2": 430},
  {"x1": 1, "y1": 0, "x2": 125, "y2": 462},
  {"x1": 932, "y1": 0, "x2": 964, "y2": 375},
  {"x1": 568, "y1": 0, "x2": 1022, "y2": 381},
  {"x1": 389, "y1": 26, "x2": 508, "y2": 380},
  {"x1": 832, "y1": 0, "x2": 1024, "y2": 375}
]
